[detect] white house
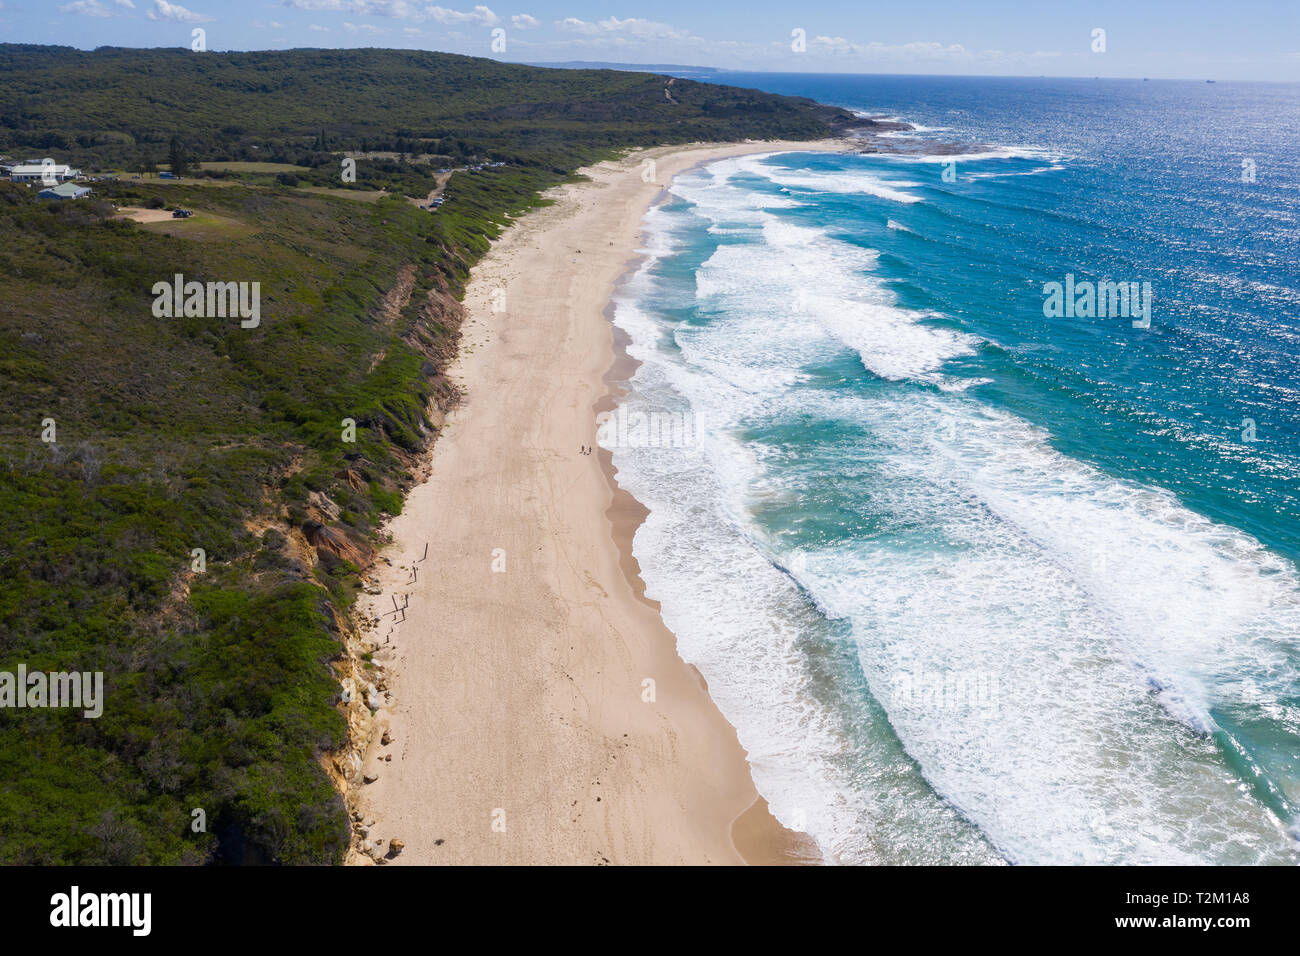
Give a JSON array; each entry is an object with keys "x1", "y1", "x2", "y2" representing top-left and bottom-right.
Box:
[{"x1": 9, "y1": 163, "x2": 82, "y2": 184}]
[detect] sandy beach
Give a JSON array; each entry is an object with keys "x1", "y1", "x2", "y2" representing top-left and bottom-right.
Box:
[{"x1": 354, "y1": 139, "x2": 847, "y2": 865}]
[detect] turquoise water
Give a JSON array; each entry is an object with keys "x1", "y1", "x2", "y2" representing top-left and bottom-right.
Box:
[{"x1": 603, "y1": 77, "x2": 1300, "y2": 864}]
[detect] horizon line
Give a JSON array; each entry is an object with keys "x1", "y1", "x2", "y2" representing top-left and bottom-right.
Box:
[{"x1": 2, "y1": 42, "x2": 1295, "y2": 85}]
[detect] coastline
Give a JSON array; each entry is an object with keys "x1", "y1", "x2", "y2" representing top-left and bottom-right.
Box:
[{"x1": 351, "y1": 139, "x2": 848, "y2": 865}]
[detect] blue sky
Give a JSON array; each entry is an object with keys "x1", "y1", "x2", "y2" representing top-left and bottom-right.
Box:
[{"x1": 2, "y1": 0, "x2": 1298, "y2": 80}]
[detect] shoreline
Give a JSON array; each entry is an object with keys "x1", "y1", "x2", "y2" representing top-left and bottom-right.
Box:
[
  {"x1": 352, "y1": 138, "x2": 849, "y2": 865},
  {"x1": 595, "y1": 180, "x2": 827, "y2": 866}
]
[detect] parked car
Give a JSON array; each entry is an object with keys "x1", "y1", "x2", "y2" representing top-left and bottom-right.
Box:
[{"x1": 172, "y1": 208, "x2": 193, "y2": 219}]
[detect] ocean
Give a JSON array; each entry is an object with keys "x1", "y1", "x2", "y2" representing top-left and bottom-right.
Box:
[{"x1": 601, "y1": 75, "x2": 1300, "y2": 864}]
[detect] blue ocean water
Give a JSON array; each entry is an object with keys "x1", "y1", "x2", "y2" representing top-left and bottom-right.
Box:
[{"x1": 603, "y1": 76, "x2": 1300, "y2": 864}]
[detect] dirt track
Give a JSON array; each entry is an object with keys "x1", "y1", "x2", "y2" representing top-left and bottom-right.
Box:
[{"x1": 115, "y1": 206, "x2": 176, "y2": 223}]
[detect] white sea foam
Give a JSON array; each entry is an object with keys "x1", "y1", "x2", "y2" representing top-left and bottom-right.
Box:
[
  {"x1": 689, "y1": 205, "x2": 982, "y2": 387},
  {"x1": 804, "y1": 394, "x2": 1300, "y2": 863},
  {"x1": 965, "y1": 164, "x2": 1066, "y2": 179},
  {"x1": 606, "y1": 151, "x2": 1300, "y2": 865},
  {"x1": 606, "y1": 301, "x2": 1004, "y2": 865},
  {"x1": 880, "y1": 145, "x2": 1066, "y2": 164},
  {"x1": 725, "y1": 154, "x2": 926, "y2": 204}
]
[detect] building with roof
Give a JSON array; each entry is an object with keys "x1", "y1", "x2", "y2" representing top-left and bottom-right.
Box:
[
  {"x1": 10, "y1": 163, "x2": 82, "y2": 184},
  {"x1": 38, "y1": 182, "x2": 92, "y2": 200}
]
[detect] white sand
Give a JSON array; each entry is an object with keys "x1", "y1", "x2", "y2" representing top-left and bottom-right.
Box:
[{"x1": 355, "y1": 140, "x2": 847, "y2": 865}]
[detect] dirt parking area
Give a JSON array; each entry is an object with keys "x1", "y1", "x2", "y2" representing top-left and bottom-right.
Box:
[{"x1": 114, "y1": 206, "x2": 177, "y2": 223}]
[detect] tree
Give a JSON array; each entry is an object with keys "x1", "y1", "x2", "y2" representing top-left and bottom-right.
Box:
[
  {"x1": 168, "y1": 135, "x2": 188, "y2": 176},
  {"x1": 140, "y1": 149, "x2": 157, "y2": 175}
]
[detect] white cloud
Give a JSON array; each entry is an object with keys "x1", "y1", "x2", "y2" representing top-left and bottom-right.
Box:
[
  {"x1": 282, "y1": 0, "x2": 495, "y2": 23},
  {"x1": 307, "y1": 22, "x2": 330, "y2": 31},
  {"x1": 351, "y1": 0, "x2": 423, "y2": 15},
  {"x1": 147, "y1": 0, "x2": 212, "y2": 23},
  {"x1": 426, "y1": 5, "x2": 498, "y2": 26},
  {"x1": 115, "y1": 0, "x2": 135, "y2": 8},
  {"x1": 60, "y1": 0, "x2": 112, "y2": 16},
  {"x1": 556, "y1": 16, "x2": 690, "y2": 41},
  {"x1": 793, "y1": 36, "x2": 1061, "y2": 68},
  {"x1": 807, "y1": 36, "x2": 970, "y2": 60},
  {"x1": 510, "y1": 13, "x2": 538, "y2": 29},
  {"x1": 343, "y1": 21, "x2": 383, "y2": 32},
  {"x1": 809, "y1": 35, "x2": 852, "y2": 54},
  {"x1": 886, "y1": 40, "x2": 969, "y2": 59}
]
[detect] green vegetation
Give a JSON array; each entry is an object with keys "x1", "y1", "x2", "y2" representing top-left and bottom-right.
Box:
[
  {"x1": 199, "y1": 162, "x2": 313, "y2": 173},
  {"x1": 0, "y1": 45, "x2": 855, "y2": 180},
  {"x1": 0, "y1": 44, "x2": 854, "y2": 864},
  {"x1": 139, "y1": 210, "x2": 259, "y2": 241}
]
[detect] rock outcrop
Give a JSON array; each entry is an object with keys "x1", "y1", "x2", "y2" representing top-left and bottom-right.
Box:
[{"x1": 302, "y1": 519, "x2": 374, "y2": 570}]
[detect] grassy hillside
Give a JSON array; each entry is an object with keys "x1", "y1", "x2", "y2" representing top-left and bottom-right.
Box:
[
  {"x1": 0, "y1": 45, "x2": 856, "y2": 173},
  {"x1": 0, "y1": 45, "x2": 853, "y2": 864}
]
